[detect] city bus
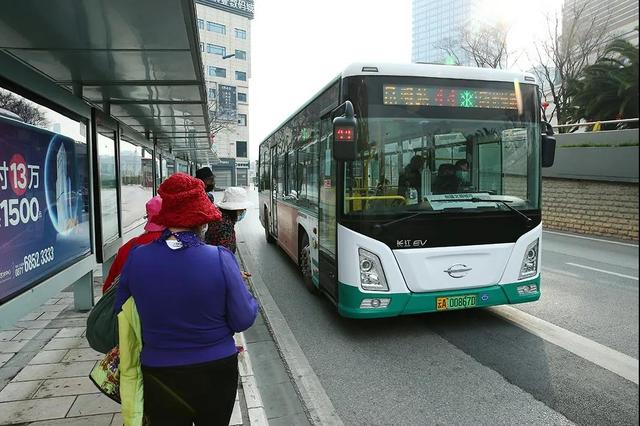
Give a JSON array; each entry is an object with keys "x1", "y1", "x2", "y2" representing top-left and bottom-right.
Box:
[{"x1": 257, "y1": 63, "x2": 555, "y2": 318}]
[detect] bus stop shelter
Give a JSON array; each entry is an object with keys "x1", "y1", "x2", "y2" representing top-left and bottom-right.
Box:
[{"x1": 0, "y1": 0, "x2": 212, "y2": 326}]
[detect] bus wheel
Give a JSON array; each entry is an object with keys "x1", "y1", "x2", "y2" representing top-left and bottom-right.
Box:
[
  {"x1": 264, "y1": 213, "x2": 275, "y2": 244},
  {"x1": 300, "y1": 235, "x2": 318, "y2": 294}
]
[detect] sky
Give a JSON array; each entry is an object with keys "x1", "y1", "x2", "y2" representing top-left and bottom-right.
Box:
[{"x1": 247, "y1": 0, "x2": 563, "y2": 163}]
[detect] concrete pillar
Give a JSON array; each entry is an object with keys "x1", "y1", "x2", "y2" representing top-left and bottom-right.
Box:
[{"x1": 73, "y1": 271, "x2": 95, "y2": 312}]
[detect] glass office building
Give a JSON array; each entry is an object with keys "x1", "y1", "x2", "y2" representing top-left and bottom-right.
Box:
[{"x1": 412, "y1": 0, "x2": 484, "y2": 65}]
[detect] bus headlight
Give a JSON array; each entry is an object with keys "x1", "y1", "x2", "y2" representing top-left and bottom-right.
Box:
[
  {"x1": 358, "y1": 248, "x2": 389, "y2": 291},
  {"x1": 519, "y1": 239, "x2": 539, "y2": 279}
]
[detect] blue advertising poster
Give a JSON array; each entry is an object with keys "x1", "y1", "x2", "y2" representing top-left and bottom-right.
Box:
[{"x1": 0, "y1": 116, "x2": 91, "y2": 303}]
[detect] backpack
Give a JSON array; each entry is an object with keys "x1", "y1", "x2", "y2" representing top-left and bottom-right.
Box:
[{"x1": 86, "y1": 275, "x2": 119, "y2": 354}]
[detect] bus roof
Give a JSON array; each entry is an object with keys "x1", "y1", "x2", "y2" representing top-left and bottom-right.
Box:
[
  {"x1": 259, "y1": 63, "x2": 538, "y2": 148},
  {"x1": 341, "y1": 63, "x2": 538, "y2": 85}
]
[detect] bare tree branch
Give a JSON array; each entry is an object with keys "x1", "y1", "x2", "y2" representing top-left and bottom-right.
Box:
[
  {"x1": 436, "y1": 22, "x2": 517, "y2": 70},
  {"x1": 0, "y1": 89, "x2": 49, "y2": 127},
  {"x1": 531, "y1": 0, "x2": 614, "y2": 130}
]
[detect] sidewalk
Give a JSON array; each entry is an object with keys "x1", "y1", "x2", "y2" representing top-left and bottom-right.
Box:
[{"x1": 0, "y1": 278, "x2": 268, "y2": 425}]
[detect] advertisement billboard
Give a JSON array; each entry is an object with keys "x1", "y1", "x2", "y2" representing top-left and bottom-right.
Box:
[
  {"x1": 218, "y1": 85, "x2": 237, "y2": 121},
  {"x1": 0, "y1": 116, "x2": 91, "y2": 303}
]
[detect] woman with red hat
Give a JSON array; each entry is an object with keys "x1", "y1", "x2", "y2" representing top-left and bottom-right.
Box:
[{"x1": 115, "y1": 173, "x2": 258, "y2": 425}]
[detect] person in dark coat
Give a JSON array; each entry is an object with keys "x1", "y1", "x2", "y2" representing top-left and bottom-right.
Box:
[
  {"x1": 398, "y1": 154, "x2": 426, "y2": 202},
  {"x1": 433, "y1": 163, "x2": 459, "y2": 194},
  {"x1": 195, "y1": 166, "x2": 215, "y2": 203}
]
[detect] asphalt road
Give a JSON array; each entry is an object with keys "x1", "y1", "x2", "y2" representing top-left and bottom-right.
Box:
[{"x1": 234, "y1": 189, "x2": 639, "y2": 426}]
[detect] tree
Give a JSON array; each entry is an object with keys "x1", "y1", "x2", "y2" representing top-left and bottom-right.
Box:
[
  {"x1": 438, "y1": 22, "x2": 516, "y2": 69},
  {"x1": 532, "y1": 0, "x2": 613, "y2": 131},
  {"x1": 0, "y1": 89, "x2": 48, "y2": 127},
  {"x1": 566, "y1": 35, "x2": 639, "y2": 129},
  {"x1": 208, "y1": 97, "x2": 236, "y2": 140}
]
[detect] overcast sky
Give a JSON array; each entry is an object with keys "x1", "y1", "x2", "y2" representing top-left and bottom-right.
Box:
[{"x1": 247, "y1": 0, "x2": 561, "y2": 162}]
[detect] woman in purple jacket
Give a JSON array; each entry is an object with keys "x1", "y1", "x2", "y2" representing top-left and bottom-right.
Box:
[{"x1": 115, "y1": 173, "x2": 258, "y2": 425}]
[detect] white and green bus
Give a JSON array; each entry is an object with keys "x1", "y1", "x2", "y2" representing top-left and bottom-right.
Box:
[{"x1": 258, "y1": 63, "x2": 555, "y2": 318}]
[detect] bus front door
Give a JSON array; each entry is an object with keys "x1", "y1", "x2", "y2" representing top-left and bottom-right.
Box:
[{"x1": 318, "y1": 114, "x2": 338, "y2": 301}]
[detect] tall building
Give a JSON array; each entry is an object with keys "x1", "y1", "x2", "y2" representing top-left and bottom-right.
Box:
[
  {"x1": 563, "y1": 0, "x2": 638, "y2": 46},
  {"x1": 195, "y1": 0, "x2": 254, "y2": 188},
  {"x1": 412, "y1": 0, "x2": 485, "y2": 65}
]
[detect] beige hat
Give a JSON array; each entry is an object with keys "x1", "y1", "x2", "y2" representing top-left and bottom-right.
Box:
[{"x1": 216, "y1": 187, "x2": 251, "y2": 210}]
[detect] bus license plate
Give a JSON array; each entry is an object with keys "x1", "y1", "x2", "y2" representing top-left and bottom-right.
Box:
[{"x1": 436, "y1": 295, "x2": 477, "y2": 311}]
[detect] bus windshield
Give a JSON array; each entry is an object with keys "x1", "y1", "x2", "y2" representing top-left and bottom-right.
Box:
[{"x1": 344, "y1": 79, "x2": 540, "y2": 216}]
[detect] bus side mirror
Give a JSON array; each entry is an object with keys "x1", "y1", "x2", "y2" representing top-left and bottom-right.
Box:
[
  {"x1": 332, "y1": 100, "x2": 358, "y2": 162},
  {"x1": 541, "y1": 121, "x2": 555, "y2": 167},
  {"x1": 542, "y1": 135, "x2": 556, "y2": 167}
]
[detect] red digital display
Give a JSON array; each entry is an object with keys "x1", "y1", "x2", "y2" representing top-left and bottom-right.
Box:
[
  {"x1": 334, "y1": 127, "x2": 355, "y2": 142},
  {"x1": 383, "y1": 84, "x2": 518, "y2": 109}
]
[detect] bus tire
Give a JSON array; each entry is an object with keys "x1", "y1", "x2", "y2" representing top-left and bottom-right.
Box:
[
  {"x1": 264, "y1": 210, "x2": 275, "y2": 244},
  {"x1": 299, "y1": 234, "x2": 318, "y2": 294}
]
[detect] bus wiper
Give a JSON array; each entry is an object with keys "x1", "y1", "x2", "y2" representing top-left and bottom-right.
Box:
[
  {"x1": 373, "y1": 197, "x2": 532, "y2": 231},
  {"x1": 433, "y1": 197, "x2": 532, "y2": 224},
  {"x1": 372, "y1": 211, "x2": 432, "y2": 231}
]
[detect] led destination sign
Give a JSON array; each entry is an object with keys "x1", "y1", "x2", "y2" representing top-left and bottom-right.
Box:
[{"x1": 383, "y1": 84, "x2": 518, "y2": 109}]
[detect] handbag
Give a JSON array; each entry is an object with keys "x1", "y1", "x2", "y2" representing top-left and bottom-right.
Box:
[
  {"x1": 86, "y1": 275, "x2": 119, "y2": 354},
  {"x1": 89, "y1": 346, "x2": 121, "y2": 403}
]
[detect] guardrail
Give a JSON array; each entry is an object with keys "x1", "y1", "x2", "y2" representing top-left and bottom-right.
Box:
[{"x1": 553, "y1": 118, "x2": 639, "y2": 130}]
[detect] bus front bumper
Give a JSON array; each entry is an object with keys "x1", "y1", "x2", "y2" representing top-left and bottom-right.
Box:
[{"x1": 337, "y1": 276, "x2": 541, "y2": 319}]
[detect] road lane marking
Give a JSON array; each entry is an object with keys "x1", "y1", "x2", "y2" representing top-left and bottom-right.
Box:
[
  {"x1": 566, "y1": 262, "x2": 639, "y2": 281},
  {"x1": 488, "y1": 305, "x2": 639, "y2": 385},
  {"x1": 541, "y1": 266, "x2": 581, "y2": 278},
  {"x1": 543, "y1": 230, "x2": 639, "y2": 248}
]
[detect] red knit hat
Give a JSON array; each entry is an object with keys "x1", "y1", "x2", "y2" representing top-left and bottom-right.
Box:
[{"x1": 154, "y1": 173, "x2": 221, "y2": 228}]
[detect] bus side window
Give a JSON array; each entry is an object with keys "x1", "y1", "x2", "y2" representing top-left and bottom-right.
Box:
[
  {"x1": 277, "y1": 151, "x2": 285, "y2": 198},
  {"x1": 296, "y1": 141, "x2": 318, "y2": 209},
  {"x1": 286, "y1": 150, "x2": 297, "y2": 199}
]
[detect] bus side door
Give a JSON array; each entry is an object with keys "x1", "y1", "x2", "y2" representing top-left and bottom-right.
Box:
[
  {"x1": 318, "y1": 113, "x2": 338, "y2": 301},
  {"x1": 270, "y1": 145, "x2": 278, "y2": 237}
]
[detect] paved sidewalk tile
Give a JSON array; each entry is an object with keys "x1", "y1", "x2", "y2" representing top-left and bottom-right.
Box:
[
  {"x1": 39, "y1": 311, "x2": 63, "y2": 320},
  {"x1": 39, "y1": 304, "x2": 69, "y2": 312},
  {"x1": 258, "y1": 381, "x2": 304, "y2": 420},
  {"x1": 0, "y1": 396, "x2": 76, "y2": 424},
  {"x1": 12, "y1": 361, "x2": 97, "y2": 382},
  {"x1": 48, "y1": 318, "x2": 89, "y2": 329},
  {"x1": 111, "y1": 413, "x2": 122, "y2": 425},
  {"x1": 0, "y1": 331, "x2": 20, "y2": 341},
  {"x1": 19, "y1": 312, "x2": 44, "y2": 321},
  {"x1": 268, "y1": 412, "x2": 310, "y2": 426},
  {"x1": 230, "y1": 399, "x2": 243, "y2": 425},
  {"x1": 29, "y1": 350, "x2": 68, "y2": 365},
  {"x1": 0, "y1": 353, "x2": 14, "y2": 368},
  {"x1": 242, "y1": 375, "x2": 264, "y2": 410},
  {"x1": 42, "y1": 337, "x2": 90, "y2": 351},
  {"x1": 62, "y1": 348, "x2": 103, "y2": 363},
  {"x1": 33, "y1": 377, "x2": 99, "y2": 398},
  {"x1": 0, "y1": 340, "x2": 29, "y2": 354},
  {"x1": 26, "y1": 413, "x2": 114, "y2": 426},
  {"x1": 67, "y1": 393, "x2": 120, "y2": 417},
  {"x1": 0, "y1": 380, "x2": 42, "y2": 402},
  {"x1": 55, "y1": 327, "x2": 85, "y2": 338},
  {"x1": 15, "y1": 320, "x2": 50, "y2": 329},
  {"x1": 14, "y1": 329, "x2": 44, "y2": 340},
  {"x1": 248, "y1": 407, "x2": 270, "y2": 426}
]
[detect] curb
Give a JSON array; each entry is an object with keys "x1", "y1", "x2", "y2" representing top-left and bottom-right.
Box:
[
  {"x1": 236, "y1": 332, "x2": 269, "y2": 425},
  {"x1": 237, "y1": 241, "x2": 344, "y2": 426}
]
